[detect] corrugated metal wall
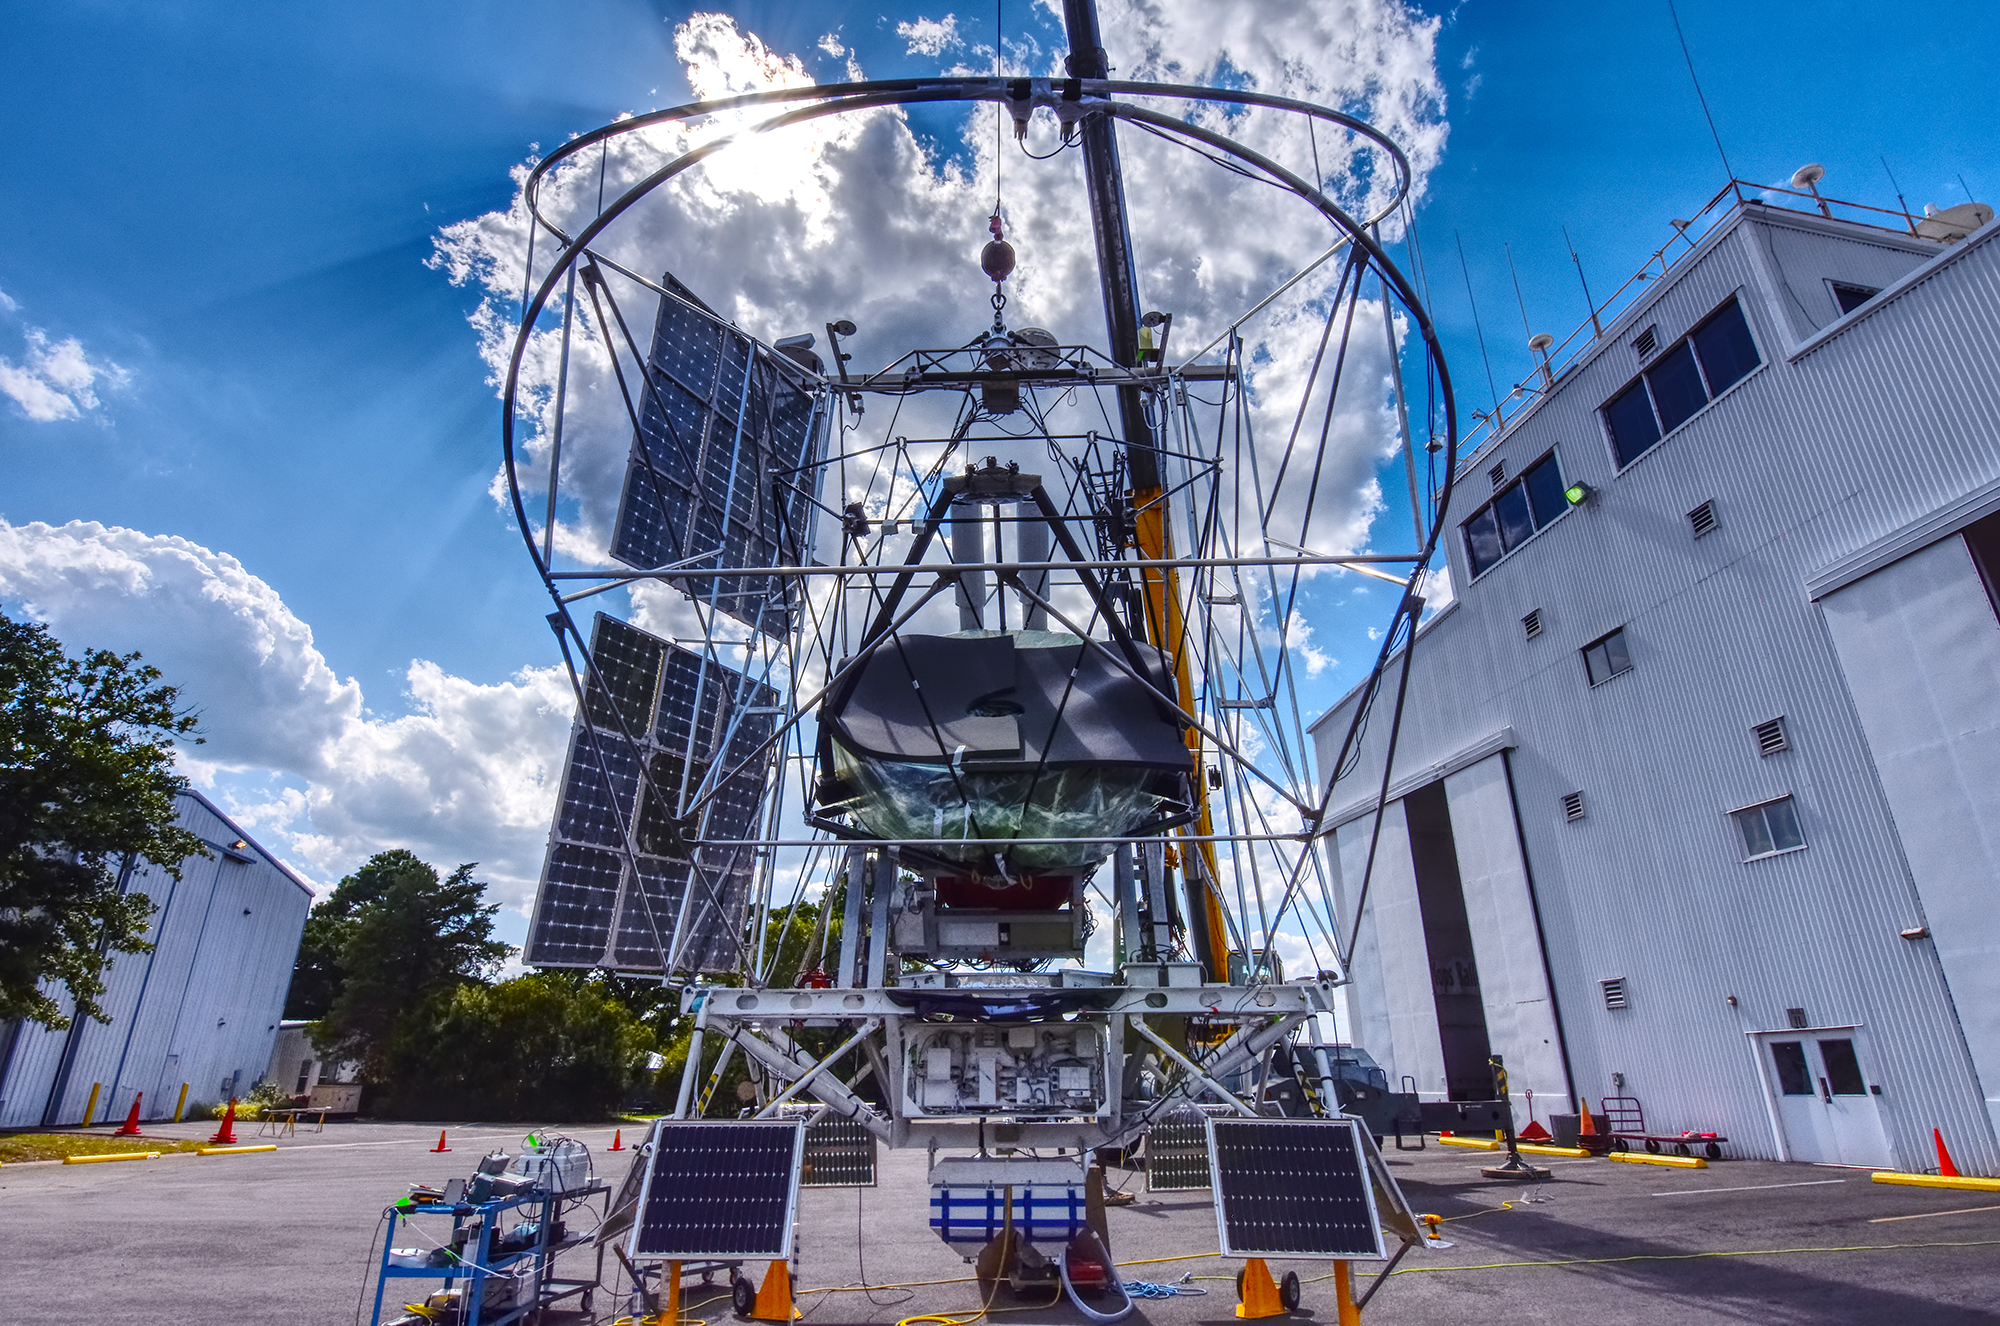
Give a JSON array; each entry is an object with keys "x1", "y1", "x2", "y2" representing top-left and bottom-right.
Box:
[
  {"x1": 1311, "y1": 206, "x2": 2000, "y2": 1173},
  {"x1": 0, "y1": 790, "x2": 311, "y2": 1127}
]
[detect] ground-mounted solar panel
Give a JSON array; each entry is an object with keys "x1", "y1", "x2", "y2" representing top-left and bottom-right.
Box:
[
  {"x1": 610, "y1": 274, "x2": 826, "y2": 641},
  {"x1": 525, "y1": 612, "x2": 782, "y2": 972},
  {"x1": 1145, "y1": 1103, "x2": 1220, "y2": 1191},
  {"x1": 1207, "y1": 1117, "x2": 1386, "y2": 1260},
  {"x1": 629, "y1": 1120, "x2": 804, "y2": 1261},
  {"x1": 799, "y1": 1115, "x2": 878, "y2": 1187}
]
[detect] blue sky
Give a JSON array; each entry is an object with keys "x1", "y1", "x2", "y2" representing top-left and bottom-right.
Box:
[{"x1": 3, "y1": 1, "x2": 1995, "y2": 932}]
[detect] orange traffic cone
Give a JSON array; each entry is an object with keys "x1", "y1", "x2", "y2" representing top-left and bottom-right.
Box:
[
  {"x1": 608, "y1": 1128, "x2": 625, "y2": 1151},
  {"x1": 209, "y1": 1098, "x2": 239, "y2": 1145},
  {"x1": 1579, "y1": 1098, "x2": 1597, "y2": 1136},
  {"x1": 1935, "y1": 1128, "x2": 1960, "y2": 1178},
  {"x1": 113, "y1": 1093, "x2": 145, "y2": 1137},
  {"x1": 431, "y1": 1129, "x2": 452, "y2": 1153}
]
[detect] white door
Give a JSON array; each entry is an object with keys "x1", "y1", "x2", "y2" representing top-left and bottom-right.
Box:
[{"x1": 1766, "y1": 1034, "x2": 1894, "y2": 1168}]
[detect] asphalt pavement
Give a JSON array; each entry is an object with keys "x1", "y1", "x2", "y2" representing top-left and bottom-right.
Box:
[{"x1": 2, "y1": 1120, "x2": 1996, "y2": 1325}]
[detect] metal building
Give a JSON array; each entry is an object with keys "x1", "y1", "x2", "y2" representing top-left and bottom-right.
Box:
[
  {"x1": 0, "y1": 788, "x2": 311, "y2": 1128},
  {"x1": 1310, "y1": 183, "x2": 2000, "y2": 1174}
]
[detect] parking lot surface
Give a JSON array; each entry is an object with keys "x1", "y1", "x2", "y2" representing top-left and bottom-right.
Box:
[{"x1": 3, "y1": 1121, "x2": 1996, "y2": 1324}]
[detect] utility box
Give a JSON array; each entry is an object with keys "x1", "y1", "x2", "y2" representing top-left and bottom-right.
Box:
[{"x1": 310, "y1": 1083, "x2": 362, "y2": 1114}]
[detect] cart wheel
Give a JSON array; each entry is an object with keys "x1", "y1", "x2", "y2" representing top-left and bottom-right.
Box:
[
  {"x1": 1644, "y1": 1139, "x2": 1661, "y2": 1154},
  {"x1": 1674, "y1": 1142, "x2": 1691, "y2": 1156},
  {"x1": 733, "y1": 1275, "x2": 757, "y2": 1316},
  {"x1": 1705, "y1": 1143, "x2": 1721, "y2": 1160},
  {"x1": 581, "y1": 1290, "x2": 594, "y2": 1314},
  {"x1": 1235, "y1": 1268, "x2": 1246, "y2": 1299},
  {"x1": 1608, "y1": 1137, "x2": 1627, "y2": 1152},
  {"x1": 1279, "y1": 1272, "x2": 1301, "y2": 1312}
]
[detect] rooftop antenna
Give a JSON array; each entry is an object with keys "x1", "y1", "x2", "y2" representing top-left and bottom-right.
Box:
[
  {"x1": 1562, "y1": 225, "x2": 1602, "y2": 337},
  {"x1": 1882, "y1": 157, "x2": 1918, "y2": 234},
  {"x1": 1505, "y1": 243, "x2": 1550, "y2": 388},
  {"x1": 1791, "y1": 163, "x2": 1831, "y2": 218},
  {"x1": 1455, "y1": 230, "x2": 1501, "y2": 420},
  {"x1": 1960, "y1": 173, "x2": 1977, "y2": 204},
  {"x1": 1665, "y1": 0, "x2": 1736, "y2": 185}
]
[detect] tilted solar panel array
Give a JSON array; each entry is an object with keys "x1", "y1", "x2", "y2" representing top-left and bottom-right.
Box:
[
  {"x1": 610, "y1": 274, "x2": 825, "y2": 640},
  {"x1": 526, "y1": 612, "x2": 781, "y2": 973}
]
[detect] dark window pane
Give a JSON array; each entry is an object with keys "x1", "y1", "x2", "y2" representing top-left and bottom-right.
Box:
[
  {"x1": 1736, "y1": 806, "x2": 1775, "y2": 858},
  {"x1": 1583, "y1": 630, "x2": 1631, "y2": 686},
  {"x1": 1603, "y1": 379, "x2": 1661, "y2": 466},
  {"x1": 1965, "y1": 509, "x2": 2000, "y2": 624},
  {"x1": 1766, "y1": 797, "x2": 1805, "y2": 852},
  {"x1": 1771, "y1": 1042, "x2": 1812, "y2": 1095},
  {"x1": 1691, "y1": 299, "x2": 1760, "y2": 395},
  {"x1": 1523, "y1": 453, "x2": 1567, "y2": 527},
  {"x1": 1830, "y1": 282, "x2": 1878, "y2": 315},
  {"x1": 1647, "y1": 341, "x2": 1709, "y2": 433},
  {"x1": 1463, "y1": 507, "x2": 1503, "y2": 577},
  {"x1": 1494, "y1": 483, "x2": 1535, "y2": 551},
  {"x1": 1600, "y1": 629, "x2": 1633, "y2": 676},
  {"x1": 1820, "y1": 1039, "x2": 1866, "y2": 1095}
]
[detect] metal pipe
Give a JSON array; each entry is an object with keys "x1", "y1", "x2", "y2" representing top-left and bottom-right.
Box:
[
  {"x1": 754, "y1": 1018, "x2": 881, "y2": 1118},
  {"x1": 1131, "y1": 1019, "x2": 1257, "y2": 1117}
]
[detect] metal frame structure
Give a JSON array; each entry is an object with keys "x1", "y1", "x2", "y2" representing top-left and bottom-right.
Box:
[{"x1": 501, "y1": 12, "x2": 1460, "y2": 1166}]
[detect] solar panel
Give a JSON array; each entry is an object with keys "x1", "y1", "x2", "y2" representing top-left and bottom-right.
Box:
[
  {"x1": 525, "y1": 613, "x2": 781, "y2": 972},
  {"x1": 1207, "y1": 1117, "x2": 1386, "y2": 1260},
  {"x1": 610, "y1": 274, "x2": 827, "y2": 641},
  {"x1": 629, "y1": 1120, "x2": 804, "y2": 1261},
  {"x1": 1145, "y1": 1104, "x2": 1222, "y2": 1191},
  {"x1": 800, "y1": 1115, "x2": 878, "y2": 1187}
]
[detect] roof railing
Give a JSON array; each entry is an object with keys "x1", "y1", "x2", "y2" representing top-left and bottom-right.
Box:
[{"x1": 1443, "y1": 179, "x2": 1929, "y2": 469}]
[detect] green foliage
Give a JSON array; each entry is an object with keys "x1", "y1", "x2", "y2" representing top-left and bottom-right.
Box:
[
  {"x1": 376, "y1": 972, "x2": 651, "y2": 1120},
  {"x1": 299, "y1": 850, "x2": 510, "y2": 1082},
  {"x1": 0, "y1": 612, "x2": 206, "y2": 1029}
]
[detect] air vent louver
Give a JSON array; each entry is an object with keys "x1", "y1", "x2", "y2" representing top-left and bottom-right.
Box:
[
  {"x1": 1786, "y1": 1007, "x2": 1810, "y2": 1029},
  {"x1": 1632, "y1": 325, "x2": 1659, "y2": 358},
  {"x1": 1688, "y1": 500, "x2": 1718, "y2": 538},
  {"x1": 1522, "y1": 609, "x2": 1544, "y2": 640},
  {"x1": 1561, "y1": 791, "x2": 1586, "y2": 822},
  {"x1": 1488, "y1": 460, "x2": 1507, "y2": 489},
  {"x1": 1601, "y1": 977, "x2": 1629, "y2": 1010},
  {"x1": 1754, "y1": 717, "x2": 1789, "y2": 756}
]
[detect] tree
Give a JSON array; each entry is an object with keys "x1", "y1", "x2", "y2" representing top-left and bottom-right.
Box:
[
  {"x1": 380, "y1": 972, "x2": 651, "y2": 1120},
  {"x1": 0, "y1": 612, "x2": 206, "y2": 1029},
  {"x1": 303, "y1": 850, "x2": 509, "y2": 1081}
]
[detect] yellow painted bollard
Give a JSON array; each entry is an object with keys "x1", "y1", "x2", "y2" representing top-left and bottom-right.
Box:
[
  {"x1": 1333, "y1": 1260, "x2": 1362, "y2": 1325},
  {"x1": 174, "y1": 1083, "x2": 190, "y2": 1123},
  {"x1": 82, "y1": 1082, "x2": 102, "y2": 1127}
]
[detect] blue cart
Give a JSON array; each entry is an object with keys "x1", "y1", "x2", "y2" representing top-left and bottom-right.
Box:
[{"x1": 369, "y1": 1179, "x2": 612, "y2": 1326}]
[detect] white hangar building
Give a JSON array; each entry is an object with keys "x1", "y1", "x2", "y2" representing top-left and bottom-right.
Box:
[
  {"x1": 1311, "y1": 181, "x2": 2000, "y2": 1175},
  {"x1": 0, "y1": 788, "x2": 311, "y2": 1128}
]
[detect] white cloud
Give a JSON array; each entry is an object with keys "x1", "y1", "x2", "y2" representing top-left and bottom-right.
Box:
[
  {"x1": 0, "y1": 327, "x2": 128, "y2": 422},
  {"x1": 818, "y1": 32, "x2": 846, "y2": 59},
  {"x1": 897, "y1": 15, "x2": 963, "y2": 57},
  {"x1": 0, "y1": 520, "x2": 575, "y2": 908}
]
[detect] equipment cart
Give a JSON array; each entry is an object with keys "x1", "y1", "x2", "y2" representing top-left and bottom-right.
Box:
[
  {"x1": 369, "y1": 1178, "x2": 612, "y2": 1325},
  {"x1": 1597, "y1": 1096, "x2": 1726, "y2": 1159}
]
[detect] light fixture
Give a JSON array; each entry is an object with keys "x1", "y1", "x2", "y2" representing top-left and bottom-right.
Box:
[
  {"x1": 1900, "y1": 925, "x2": 1930, "y2": 940},
  {"x1": 1564, "y1": 481, "x2": 1595, "y2": 506}
]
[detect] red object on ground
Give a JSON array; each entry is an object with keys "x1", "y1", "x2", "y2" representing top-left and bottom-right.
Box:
[
  {"x1": 209, "y1": 1099, "x2": 238, "y2": 1145},
  {"x1": 113, "y1": 1093, "x2": 145, "y2": 1137},
  {"x1": 608, "y1": 1129, "x2": 625, "y2": 1151},
  {"x1": 430, "y1": 1130, "x2": 451, "y2": 1153},
  {"x1": 1935, "y1": 1128, "x2": 1961, "y2": 1177},
  {"x1": 1517, "y1": 1120, "x2": 1551, "y2": 1142}
]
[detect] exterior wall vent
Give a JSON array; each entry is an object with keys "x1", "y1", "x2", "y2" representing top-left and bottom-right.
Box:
[
  {"x1": 1688, "y1": 500, "x2": 1718, "y2": 538},
  {"x1": 1561, "y1": 791, "x2": 1586, "y2": 822},
  {"x1": 1632, "y1": 324, "x2": 1659, "y2": 358},
  {"x1": 1601, "y1": 977, "x2": 1629, "y2": 1010},
  {"x1": 1522, "y1": 608, "x2": 1544, "y2": 640},
  {"x1": 1754, "y1": 717, "x2": 1789, "y2": 756},
  {"x1": 1786, "y1": 1007, "x2": 1810, "y2": 1029},
  {"x1": 1488, "y1": 460, "x2": 1507, "y2": 489}
]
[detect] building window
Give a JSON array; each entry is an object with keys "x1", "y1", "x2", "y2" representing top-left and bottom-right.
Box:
[
  {"x1": 1733, "y1": 795, "x2": 1805, "y2": 859},
  {"x1": 1829, "y1": 281, "x2": 1879, "y2": 314},
  {"x1": 1461, "y1": 449, "x2": 1569, "y2": 577},
  {"x1": 1770, "y1": 1041, "x2": 1812, "y2": 1095},
  {"x1": 1599, "y1": 297, "x2": 1762, "y2": 466},
  {"x1": 1582, "y1": 628, "x2": 1633, "y2": 686}
]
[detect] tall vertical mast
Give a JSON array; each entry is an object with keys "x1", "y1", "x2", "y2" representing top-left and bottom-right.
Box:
[{"x1": 1061, "y1": 0, "x2": 1230, "y2": 979}]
